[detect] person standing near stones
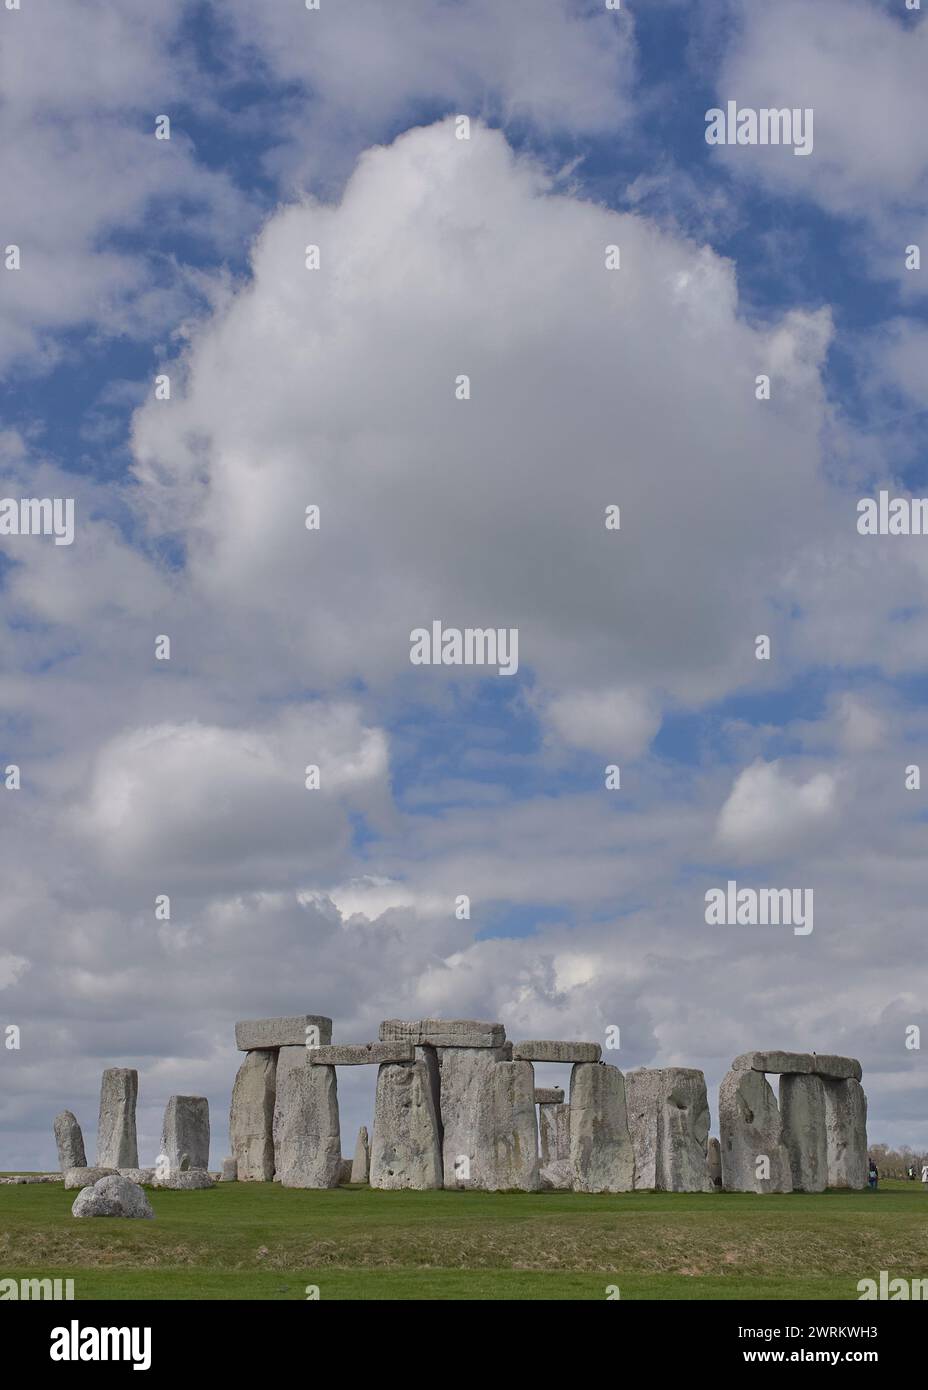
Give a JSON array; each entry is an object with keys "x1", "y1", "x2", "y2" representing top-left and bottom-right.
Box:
[{"x1": 867, "y1": 1158, "x2": 878, "y2": 1190}]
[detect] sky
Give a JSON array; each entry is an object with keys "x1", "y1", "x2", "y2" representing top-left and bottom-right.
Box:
[{"x1": 1, "y1": 0, "x2": 926, "y2": 1170}]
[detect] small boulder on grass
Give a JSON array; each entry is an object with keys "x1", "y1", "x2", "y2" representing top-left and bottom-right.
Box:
[{"x1": 72, "y1": 1174, "x2": 154, "y2": 1219}]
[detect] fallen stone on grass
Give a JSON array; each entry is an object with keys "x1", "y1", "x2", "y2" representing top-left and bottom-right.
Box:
[
  {"x1": 72, "y1": 1174, "x2": 154, "y2": 1219},
  {"x1": 152, "y1": 1169, "x2": 215, "y2": 1190},
  {"x1": 118, "y1": 1168, "x2": 155, "y2": 1185},
  {"x1": 64, "y1": 1166, "x2": 118, "y2": 1190}
]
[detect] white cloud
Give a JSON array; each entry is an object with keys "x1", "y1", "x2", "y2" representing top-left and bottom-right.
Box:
[
  {"x1": 716, "y1": 758, "x2": 837, "y2": 858},
  {"x1": 70, "y1": 706, "x2": 389, "y2": 885},
  {"x1": 545, "y1": 686, "x2": 661, "y2": 757},
  {"x1": 130, "y1": 118, "x2": 836, "y2": 705}
]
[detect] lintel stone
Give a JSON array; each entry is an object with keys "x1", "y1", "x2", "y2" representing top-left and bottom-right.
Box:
[
  {"x1": 236, "y1": 1016, "x2": 333, "y2": 1051},
  {"x1": 513, "y1": 1041, "x2": 601, "y2": 1063},
  {"x1": 309, "y1": 1042, "x2": 414, "y2": 1065},
  {"x1": 732, "y1": 1050, "x2": 861, "y2": 1081},
  {"x1": 379, "y1": 1019, "x2": 506, "y2": 1048}
]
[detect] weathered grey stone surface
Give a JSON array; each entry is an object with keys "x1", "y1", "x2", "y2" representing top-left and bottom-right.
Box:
[
  {"x1": 54, "y1": 1111, "x2": 86, "y2": 1171},
  {"x1": 732, "y1": 1051, "x2": 861, "y2": 1082},
  {"x1": 235, "y1": 1016, "x2": 333, "y2": 1051},
  {"x1": 96, "y1": 1068, "x2": 139, "y2": 1169},
  {"x1": 118, "y1": 1168, "x2": 155, "y2": 1185},
  {"x1": 732, "y1": 1050, "x2": 813, "y2": 1075},
  {"x1": 539, "y1": 1102, "x2": 571, "y2": 1165},
  {"x1": 780, "y1": 1073, "x2": 828, "y2": 1192},
  {"x1": 230, "y1": 1048, "x2": 277, "y2": 1181},
  {"x1": 153, "y1": 1169, "x2": 215, "y2": 1190},
  {"x1": 415, "y1": 1045, "x2": 444, "y2": 1146},
  {"x1": 0, "y1": 1174, "x2": 63, "y2": 1184},
  {"x1": 338, "y1": 1158, "x2": 352, "y2": 1184},
  {"x1": 708, "y1": 1137, "x2": 722, "y2": 1189},
  {"x1": 272, "y1": 1046, "x2": 341, "y2": 1188},
  {"x1": 72, "y1": 1174, "x2": 154, "y2": 1219},
  {"x1": 718, "y1": 1068, "x2": 792, "y2": 1193},
  {"x1": 161, "y1": 1095, "x2": 210, "y2": 1173},
  {"x1": 513, "y1": 1041, "x2": 601, "y2": 1063},
  {"x1": 813, "y1": 1055, "x2": 863, "y2": 1082},
  {"x1": 370, "y1": 1061, "x2": 443, "y2": 1190},
  {"x1": 220, "y1": 1156, "x2": 238, "y2": 1182},
  {"x1": 350, "y1": 1126, "x2": 370, "y2": 1184},
  {"x1": 823, "y1": 1078, "x2": 868, "y2": 1189},
  {"x1": 308, "y1": 1042, "x2": 414, "y2": 1065},
  {"x1": 380, "y1": 1019, "x2": 506, "y2": 1048},
  {"x1": 535, "y1": 1088, "x2": 565, "y2": 1105},
  {"x1": 626, "y1": 1068, "x2": 713, "y2": 1192},
  {"x1": 569, "y1": 1063, "x2": 635, "y2": 1193},
  {"x1": 439, "y1": 1045, "x2": 512, "y2": 1187},
  {"x1": 64, "y1": 1165, "x2": 117, "y2": 1190},
  {"x1": 539, "y1": 1160, "x2": 574, "y2": 1191},
  {"x1": 441, "y1": 1055, "x2": 539, "y2": 1191}
]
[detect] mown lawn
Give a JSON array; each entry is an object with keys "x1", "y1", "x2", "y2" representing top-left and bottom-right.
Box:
[{"x1": 1, "y1": 1178, "x2": 925, "y2": 1300}]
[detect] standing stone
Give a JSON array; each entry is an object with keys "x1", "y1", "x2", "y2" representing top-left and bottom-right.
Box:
[
  {"x1": 569, "y1": 1063, "x2": 635, "y2": 1193},
  {"x1": 780, "y1": 1072, "x2": 828, "y2": 1192},
  {"x1": 823, "y1": 1078, "x2": 868, "y2": 1189},
  {"x1": 54, "y1": 1111, "x2": 86, "y2": 1172},
  {"x1": 439, "y1": 1045, "x2": 512, "y2": 1188},
  {"x1": 440, "y1": 1055, "x2": 538, "y2": 1192},
  {"x1": 625, "y1": 1068, "x2": 713, "y2": 1192},
  {"x1": 539, "y1": 1102, "x2": 571, "y2": 1165},
  {"x1": 415, "y1": 1045, "x2": 444, "y2": 1148},
  {"x1": 96, "y1": 1068, "x2": 139, "y2": 1169},
  {"x1": 480, "y1": 1060, "x2": 539, "y2": 1192},
  {"x1": 350, "y1": 1126, "x2": 370, "y2": 1184},
  {"x1": 708, "y1": 1136, "x2": 722, "y2": 1189},
  {"x1": 719, "y1": 1068, "x2": 792, "y2": 1193},
  {"x1": 230, "y1": 1049, "x2": 277, "y2": 1181},
  {"x1": 220, "y1": 1156, "x2": 238, "y2": 1182},
  {"x1": 272, "y1": 1047, "x2": 341, "y2": 1189},
  {"x1": 161, "y1": 1095, "x2": 210, "y2": 1174},
  {"x1": 370, "y1": 1061, "x2": 443, "y2": 1190}
]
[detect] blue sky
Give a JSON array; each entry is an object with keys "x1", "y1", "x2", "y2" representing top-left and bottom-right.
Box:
[{"x1": 1, "y1": 0, "x2": 927, "y2": 1168}]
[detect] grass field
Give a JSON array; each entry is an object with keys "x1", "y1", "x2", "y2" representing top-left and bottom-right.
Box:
[{"x1": 1, "y1": 1178, "x2": 925, "y2": 1300}]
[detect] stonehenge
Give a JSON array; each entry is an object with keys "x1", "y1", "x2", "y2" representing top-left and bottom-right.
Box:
[
  {"x1": 719, "y1": 1067, "x2": 792, "y2": 1193},
  {"x1": 161, "y1": 1095, "x2": 210, "y2": 1174},
  {"x1": 539, "y1": 1101, "x2": 570, "y2": 1165},
  {"x1": 780, "y1": 1074, "x2": 829, "y2": 1192},
  {"x1": 626, "y1": 1068, "x2": 713, "y2": 1192},
  {"x1": 96, "y1": 1068, "x2": 139, "y2": 1169},
  {"x1": 54, "y1": 1111, "x2": 86, "y2": 1171},
  {"x1": 48, "y1": 1028, "x2": 868, "y2": 1198},
  {"x1": 230, "y1": 1049, "x2": 278, "y2": 1181},
  {"x1": 369, "y1": 1060, "x2": 443, "y2": 1189},
  {"x1": 272, "y1": 1047, "x2": 341, "y2": 1188},
  {"x1": 721, "y1": 1052, "x2": 867, "y2": 1193},
  {"x1": 350, "y1": 1127, "x2": 370, "y2": 1183},
  {"x1": 569, "y1": 1062, "x2": 635, "y2": 1193},
  {"x1": 823, "y1": 1077, "x2": 868, "y2": 1189}
]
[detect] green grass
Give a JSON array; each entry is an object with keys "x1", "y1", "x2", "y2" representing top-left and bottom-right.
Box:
[{"x1": 1, "y1": 1179, "x2": 925, "y2": 1300}]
